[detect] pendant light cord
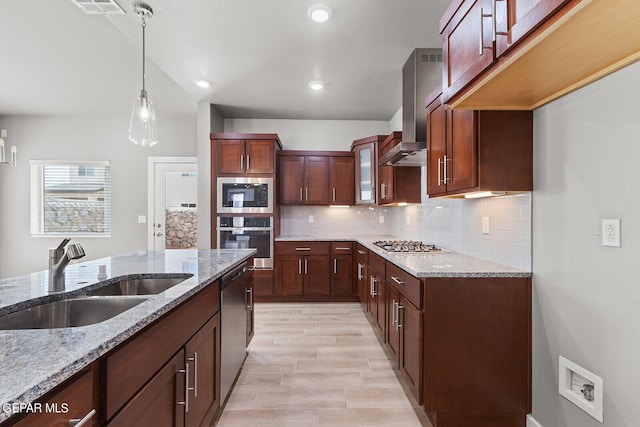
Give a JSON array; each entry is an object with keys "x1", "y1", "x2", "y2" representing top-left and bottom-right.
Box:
[{"x1": 141, "y1": 13, "x2": 147, "y2": 96}]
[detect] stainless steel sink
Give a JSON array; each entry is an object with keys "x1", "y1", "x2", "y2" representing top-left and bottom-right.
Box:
[
  {"x1": 0, "y1": 296, "x2": 150, "y2": 330},
  {"x1": 86, "y1": 275, "x2": 191, "y2": 296}
]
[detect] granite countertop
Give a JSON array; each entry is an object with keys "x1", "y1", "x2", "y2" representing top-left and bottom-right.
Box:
[
  {"x1": 0, "y1": 249, "x2": 255, "y2": 422},
  {"x1": 276, "y1": 235, "x2": 530, "y2": 278}
]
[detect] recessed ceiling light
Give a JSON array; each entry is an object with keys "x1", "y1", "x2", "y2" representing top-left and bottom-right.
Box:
[
  {"x1": 307, "y1": 4, "x2": 332, "y2": 23},
  {"x1": 195, "y1": 79, "x2": 212, "y2": 88},
  {"x1": 308, "y1": 81, "x2": 325, "y2": 90}
]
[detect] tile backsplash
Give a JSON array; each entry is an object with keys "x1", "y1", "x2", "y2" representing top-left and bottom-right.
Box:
[{"x1": 279, "y1": 193, "x2": 531, "y2": 271}]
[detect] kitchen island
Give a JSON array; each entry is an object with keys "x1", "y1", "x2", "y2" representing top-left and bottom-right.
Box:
[{"x1": 0, "y1": 249, "x2": 255, "y2": 425}]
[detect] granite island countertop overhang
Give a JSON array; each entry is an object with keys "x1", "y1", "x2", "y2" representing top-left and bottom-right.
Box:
[
  {"x1": 276, "y1": 235, "x2": 531, "y2": 278},
  {"x1": 0, "y1": 248, "x2": 255, "y2": 422}
]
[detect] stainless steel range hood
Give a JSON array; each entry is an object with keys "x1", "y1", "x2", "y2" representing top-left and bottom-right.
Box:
[{"x1": 379, "y1": 48, "x2": 442, "y2": 167}]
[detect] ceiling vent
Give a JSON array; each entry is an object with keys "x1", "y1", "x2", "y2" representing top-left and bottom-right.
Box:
[{"x1": 70, "y1": 0, "x2": 125, "y2": 15}]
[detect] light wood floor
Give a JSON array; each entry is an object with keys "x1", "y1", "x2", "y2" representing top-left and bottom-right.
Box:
[{"x1": 215, "y1": 302, "x2": 431, "y2": 426}]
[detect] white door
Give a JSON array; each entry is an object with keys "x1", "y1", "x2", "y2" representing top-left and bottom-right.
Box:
[{"x1": 148, "y1": 158, "x2": 197, "y2": 250}]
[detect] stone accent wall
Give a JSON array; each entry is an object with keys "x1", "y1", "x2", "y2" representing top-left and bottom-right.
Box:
[
  {"x1": 44, "y1": 200, "x2": 107, "y2": 233},
  {"x1": 165, "y1": 207, "x2": 197, "y2": 249}
]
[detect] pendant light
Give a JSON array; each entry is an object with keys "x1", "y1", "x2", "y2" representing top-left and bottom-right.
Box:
[{"x1": 128, "y1": 2, "x2": 158, "y2": 147}]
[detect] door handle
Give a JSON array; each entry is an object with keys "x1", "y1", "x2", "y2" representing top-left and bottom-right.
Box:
[
  {"x1": 333, "y1": 258, "x2": 337, "y2": 274},
  {"x1": 298, "y1": 258, "x2": 302, "y2": 275},
  {"x1": 397, "y1": 305, "x2": 404, "y2": 328},
  {"x1": 332, "y1": 187, "x2": 336, "y2": 202},
  {"x1": 304, "y1": 258, "x2": 308, "y2": 274},
  {"x1": 246, "y1": 154, "x2": 250, "y2": 171},
  {"x1": 176, "y1": 363, "x2": 190, "y2": 412},
  {"x1": 187, "y1": 352, "x2": 198, "y2": 397},
  {"x1": 240, "y1": 154, "x2": 244, "y2": 171},
  {"x1": 479, "y1": 7, "x2": 493, "y2": 55},
  {"x1": 67, "y1": 409, "x2": 96, "y2": 427}
]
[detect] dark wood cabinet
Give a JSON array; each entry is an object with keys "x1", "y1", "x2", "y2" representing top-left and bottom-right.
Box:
[
  {"x1": 107, "y1": 351, "x2": 186, "y2": 427},
  {"x1": 377, "y1": 132, "x2": 421, "y2": 205},
  {"x1": 278, "y1": 152, "x2": 354, "y2": 206},
  {"x1": 215, "y1": 139, "x2": 276, "y2": 175},
  {"x1": 351, "y1": 136, "x2": 384, "y2": 205},
  {"x1": 425, "y1": 90, "x2": 533, "y2": 198},
  {"x1": 274, "y1": 242, "x2": 330, "y2": 297},
  {"x1": 365, "y1": 251, "x2": 386, "y2": 338},
  {"x1": 423, "y1": 277, "x2": 531, "y2": 427},
  {"x1": 330, "y1": 243, "x2": 354, "y2": 296},
  {"x1": 355, "y1": 245, "x2": 368, "y2": 308},
  {"x1": 184, "y1": 314, "x2": 221, "y2": 427},
  {"x1": 329, "y1": 156, "x2": 355, "y2": 205},
  {"x1": 246, "y1": 261, "x2": 255, "y2": 346},
  {"x1": 386, "y1": 284, "x2": 401, "y2": 362},
  {"x1": 12, "y1": 368, "x2": 96, "y2": 427}
]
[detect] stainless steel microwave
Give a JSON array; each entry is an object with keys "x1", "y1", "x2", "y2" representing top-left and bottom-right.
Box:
[{"x1": 217, "y1": 177, "x2": 274, "y2": 214}]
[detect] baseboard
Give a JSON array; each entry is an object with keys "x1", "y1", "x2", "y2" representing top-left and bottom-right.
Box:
[{"x1": 527, "y1": 414, "x2": 543, "y2": 427}]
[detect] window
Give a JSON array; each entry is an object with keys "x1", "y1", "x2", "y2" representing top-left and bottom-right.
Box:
[{"x1": 30, "y1": 161, "x2": 111, "y2": 236}]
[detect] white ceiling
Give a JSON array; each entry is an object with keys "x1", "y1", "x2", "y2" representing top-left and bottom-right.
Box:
[{"x1": 0, "y1": 0, "x2": 451, "y2": 120}]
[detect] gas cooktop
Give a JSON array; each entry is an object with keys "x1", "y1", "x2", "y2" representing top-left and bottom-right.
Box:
[{"x1": 373, "y1": 240, "x2": 444, "y2": 253}]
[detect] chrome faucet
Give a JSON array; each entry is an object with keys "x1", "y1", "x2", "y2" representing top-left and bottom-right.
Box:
[{"x1": 48, "y1": 238, "x2": 86, "y2": 292}]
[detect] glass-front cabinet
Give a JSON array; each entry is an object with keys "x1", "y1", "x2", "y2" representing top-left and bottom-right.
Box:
[{"x1": 351, "y1": 135, "x2": 384, "y2": 205}]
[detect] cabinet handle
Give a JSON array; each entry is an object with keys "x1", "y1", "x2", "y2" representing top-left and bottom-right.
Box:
[
  {"x1": 479, "y1": 7, "x2": 493, "y2": 55},
  {"x1": 333, "y1": 258, "x2": 337, "y2": 274},
  {"x1": 300, "y1": 187, "x2": 303, "y2": 201},
  {"x1": 295, "y1": 247, "x2": 311, "y2": 251},
  {"x1": 246, "y1": 288, "x2": 253, "y2": 310},
  {"x1": 397, "y1": 305, "x2": 404, "y2": 328},
  {"x1": 493, "y1": 0, "x2": 508, "y2": 40},
  {"x1": 332, "y1": 187, "x2": 336, "y2": 202},
  {"x1": 298, "y1": 258, "x2": 302, "y2": 275},
  {"x1": 437, "y1": 157, "x2": 442, "y2": 186},
  {"x1": 392, "y1": 299, "x2": 398, "y2": 329},
  {"x1": 240, "y1": 154, "x2": 244, "y2": 171},
  {"x1": 381, "y1": 182, "x2": 386, "y2": 200},
  {"x1": 371, "y1": 277, "x2": 377, "y2": 296},
  {"x1": 443, "y1": 155, "x2": 450, "y2": 184},
  {"x1": 68, "y1": 409, "x2": 96, "y2": 427},
  {"x1": 305, "y1": 187, "x2": 309, "y2": 201},
  {"x1": 246, "y1": 154, "x2": 250, "y2": 171},
  {"x1": 390, "y1": 276, "x2": 404, "y2": 286},
  {"x1": 357, "y1": 263, "x2": 363, "y2": 280},
  {"x1": 176, "y1": 363, "x2": 190, "y2": 412},
  {"x1": 187, "y1": 352, "x2": 198, "y2": 397},
  {"x1": 357, "y1": 250, "x2": 366, "y2": 255},
  {"x1": 369, "y1": 276, "x2": 373, "y2": 297},
  {"x1": 335, "y1": 247, "x2": 350, "y2": 251},
  {"x1": 304, "y1": 258, "x2": 308, "y2": 274}
]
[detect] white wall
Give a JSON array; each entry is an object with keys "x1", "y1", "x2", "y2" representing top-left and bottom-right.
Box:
[
  {"x1": 532, "y1": 61, "x2": 640, "y2": 426},
  {"x1": 224, "y1": 118, "x2": 390, "y2": 151},
  {"x1": 0, "y1": 114, "x2": 196, "y2": 278}
]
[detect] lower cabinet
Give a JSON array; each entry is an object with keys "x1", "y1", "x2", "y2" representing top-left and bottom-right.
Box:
[
  {"x1": 11, "y1": 368, "x2": 96, "y2": 427},
  {"x1": 246, "y1": 264, "x2": 255, "y2": 346},
  {"x1": 330, "y1": 242, "x2": 353, "y2": 296},
  {"x1": 355, "y1": 244, "x2": 368, "y2": 308},
  {"x1": 366, "y1": 266, "x2": 386, "y2": 338}
]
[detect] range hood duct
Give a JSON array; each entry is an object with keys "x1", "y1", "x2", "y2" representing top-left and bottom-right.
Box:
[{"x1": 379, "y1": 48, "x2": 442, "y2": 167}]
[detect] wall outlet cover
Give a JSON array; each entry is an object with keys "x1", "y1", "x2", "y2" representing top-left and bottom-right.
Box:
[
  {"x1": 482, "y1": 216, "x2": 490, "y2": 234},
  {"x1": 379, "y1": 215, "x2": 385, "y2": 224},
  {"x1": 138, "y1": 215, "x2": 146, "y2": 224},
  {"x1": 601, "y1": 219, "x2": 621, "y2": 247},
  {"x1": 308, "y1": 215, "x2": 314, "y2": 224},
  {"x1": 558, "y1": 356, "x2": 603, "y2": 422}
]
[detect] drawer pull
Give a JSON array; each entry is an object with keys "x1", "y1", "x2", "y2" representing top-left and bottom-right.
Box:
[
  {"x1": 295, "y1": 247, "x2": 311, "y2": 251},
  {"x1": 68, "y1": 409, "x2": 96, "y2": 427},
  {"x1": 357, "y1": 250, "x2": 366, "y2": 255},
  {"x1": 334, "y1": 247, "x2": 351, "y2": 251},
  {"x1": 391, "y1": 276, "x2": 404, "y2": 286}
]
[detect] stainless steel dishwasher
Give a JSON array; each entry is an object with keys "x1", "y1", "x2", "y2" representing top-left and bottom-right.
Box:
[{"x1": 220, "y1": 261, "x2": 248, "y2": 402}]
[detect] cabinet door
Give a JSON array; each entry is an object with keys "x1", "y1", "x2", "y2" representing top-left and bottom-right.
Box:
[
  {"x1": 331, "y1": 254, "x2": 353, "y2": 296},
  {"x1": 217, "y1": 140, "x2": 246, "y2": 174},
  {"x1": 426, "y1": 96, "x2": 447, "y2": 196},
  {"x1": 447, "y1": 109, "x2": 477, "y2": 192},
  {"x1": 386, "y1": 284, "x2": 401, "y2": 366},
  {"x1": 108, "y1": 351, "x2": 186, "y2": 427},
  {"x1": 329, "y1": 156, "x2": 355, "y2": 205},
  {"x1": 184, "y1": 313, "x2": 220, "y2": 427},
  {"x1": 13, "y1": 370, "x2": 95, "y2": 427},
  {"x1": 495, "y1": 0, "x2": 570, "y2": 57},
  {"x1": 399, "y1": 296, "x2": 423, "y2": 401},
  {"x1": 374, "y1": 270, "x2": 386, "y2": 337},
  {"x1": 275, "y1": 255, "x2": 304, "y2": 295},
  {"x1": 304, "y1": 156, "x2": 330, "y2": 204},
  {"x1": 303, "y1": 255, "x2": 330, "y2": 295},
  {"x1": 378, "y1": 140, "x2": 393, "y2": 203},
  {"x1": 442, "y1": 0, "x2": 495, "y2": 103},
  {"x1": 246, "y1": 140, "x2": 274, "y2": 174},
  {"x1": 354, "y1": 143, "x2": 376, "y2": 204},
  {"x1": 279, "y1": 156, "x2": 305, "y2": 204}
]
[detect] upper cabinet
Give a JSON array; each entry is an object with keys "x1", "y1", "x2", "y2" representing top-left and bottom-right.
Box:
[
  {"x1": 351, "y1": 135, "x2": 385, "y2": 205},
  {"x1": 377, "y1": 132, "x2": 421, "y2": 205},
  {"x1": 278, "y1": 151, "x2": 354, "y2": 206},
  {"x1": 212, "y1": 134, "x2": 282, "y2": 176},
  {"x1": 441, "y1": 0, "x2": 640, "y2": 109},
  {"x1": 426, "y1": 90, "x2": 533, "y2": 198}
]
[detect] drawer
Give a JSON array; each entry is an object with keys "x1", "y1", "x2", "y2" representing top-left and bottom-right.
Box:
[
  {"x1": 386, "y1": 261, "x2": 422, "y2": 309},
  {"x1": 331, "y1": 242, "x2": 353, "y2": 254},
  {"x1": 276, "y1": 241, "x2": 330, "y2": 255},
  {"x1": 355, "y1": 244, "x2": 368, "y2": 262},
  {"x1": 368, "y1": 251, "x2": 385, "y2": 275}
]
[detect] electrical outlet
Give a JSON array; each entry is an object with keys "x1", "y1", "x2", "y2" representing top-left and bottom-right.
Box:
[
  {"x1": 406, "y1": 215, "x2": 411, "y2": 226},
  {"x1": 482, "y1": 216, "x2": 490, "y2": 234},
  {"x1": 379, "y1": 215, "x2": 385, "y2": 224},
  {"x1": 138, "y1": 215, "x2": 146, "y2": 224},
  {"x1": 308, "y1": 215, "x2": 314, "y2": 224},
  {"x1": 602, "y1": 219, "x2": 621, "y2": 247}
]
